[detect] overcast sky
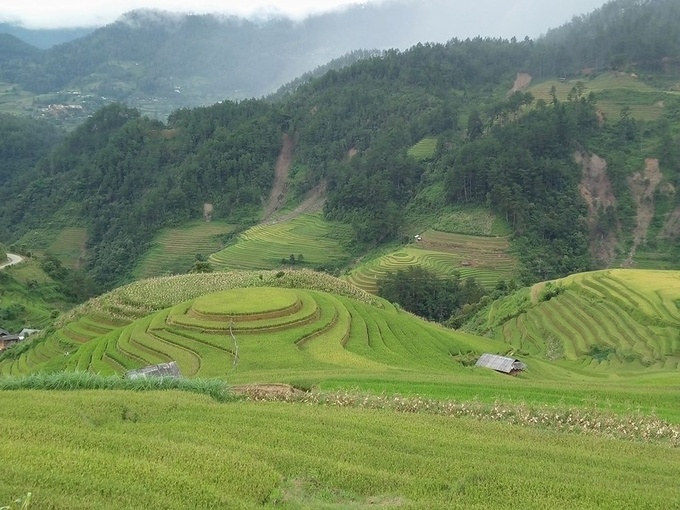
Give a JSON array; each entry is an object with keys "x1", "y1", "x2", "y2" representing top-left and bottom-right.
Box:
[{"x1": 1, "y1": 0, "x2": 607, "y2": 34}]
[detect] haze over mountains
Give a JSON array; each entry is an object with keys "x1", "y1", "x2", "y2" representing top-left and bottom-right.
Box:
[
  {"x1": 3, "y1": 0, "x2": 605, "y2": 38},
  {"x1": 0, "y1": 0, "x2": 679, "y2": 296},
  {"x1": 0, "y1": 0, "x2": 606, "y2": 121}
]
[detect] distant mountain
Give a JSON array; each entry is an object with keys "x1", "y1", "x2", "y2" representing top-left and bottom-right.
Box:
[
  {"x1": 0, "y1": 1, "x2": 612, "y2": 121},
  {"x1": 540, "y1": 0, "x2": 680, "y2": 75},
  {"x1": 0, "y1": 23, "x2": 94, "y2": 49}
]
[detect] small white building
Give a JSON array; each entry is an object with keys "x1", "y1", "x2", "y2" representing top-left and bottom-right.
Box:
[{"x1": 475, "y1": 353, "x2": 526, "y2": 375}]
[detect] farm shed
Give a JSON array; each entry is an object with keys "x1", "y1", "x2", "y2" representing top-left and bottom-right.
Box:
[
  {"x1": 475, "y1": 353, "x2": 526, "y2": 375},
  {"x1": 0, "y1": 328, "x2": 21, "y2": 351},
  {"x1": 126, "y1": 361, "x2": 182, "y2": 380}
]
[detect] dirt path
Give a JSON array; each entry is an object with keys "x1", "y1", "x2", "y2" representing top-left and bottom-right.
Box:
[
  {"x1": 263, "y1": 181, "x2": 327, "y2": 226},
  {"x1": 0, "y1": 253, "x2": 24, "y2": 270},
  {"x1": 262, "y1": 133, "x2": 294, "y2": 222},
  {"x1": 626, "y1": 158, "x2": 663, "y2": 266},
  {"x1": 231, "y1": 383, "x2": 305, "y2": 399}
]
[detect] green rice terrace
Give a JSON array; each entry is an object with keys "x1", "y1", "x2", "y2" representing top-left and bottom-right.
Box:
[
  {"x1": 2, "y1": 269, "x2": 680, "y2": 509},
  {"x1": 134, "y1": 221, "x2": 236, "y2": 278},
  {"x1": 347, "y1": 230, "x2": 517, "y2": 294},
  {"x1": 469, "y1": 269, "x2": 680, "y2": 374},
  {"x1": 209, "y1": 213, "x2": 354, "y2": 271},
  {"x1": 407, "y1": 137, "x2": 438, "y2": 160},
  {"x1": 528, "y1": 71, "x2": 679, "y2": 121},
  {"x1": 45, "y1": 227, "x2": 88, "y2": 269},
  {"x1": 1, "y1": 271, "x2": 501, "y2": 384}
]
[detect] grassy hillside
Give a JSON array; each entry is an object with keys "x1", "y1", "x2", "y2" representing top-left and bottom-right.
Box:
[
  {"x1": 209, "y1": 213, "x2": 354, "y2": 272},
  {"x1": 0, "y1": 259, "x2": 72, "y2": 333},
  {"x1": 4, "y1": 269, "x2": 680, "y2": 421},
  {"x1": 347, "y1": 230, "x2": 516, "y2": 294},
  {"x1": 467, "y1": 269, "x2": 680, "y2": 372},
  {"x1": 528, "y1": 72, "x2": 676, "y2": 121},
  {"x1": 407, "y1": 137, "x2": 438, "y2": 160},
  {"x1": 4, "y1": 271, "x2": 500, "y2": 383},
  {"x1": 133, "y1": 221, "x2": 236, "y2": 278},
  {"x1": 45, "y1": 227, "x2": 87, "y2": 269}
]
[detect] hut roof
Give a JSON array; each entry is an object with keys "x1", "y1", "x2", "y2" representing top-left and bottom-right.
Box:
[
  {"x1": 475, "y1": 353, "x2": 526, "y2": 374},
  {"x1": 126, "y1": 361, "x2": 182, "y2": 380}
]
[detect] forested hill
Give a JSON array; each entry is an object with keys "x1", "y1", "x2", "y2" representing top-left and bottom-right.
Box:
[
  {"x1": 1, "y1": 0, "x2": 679, "y2": 291},
  {"x1": 539, "y1": 0, "x2": 680, "y2": 76},
  {"x1": 2, "y1": 0, "x2": 678, "y2": 122},
  {"x1": 0, "y1": 23, "x2": 93, "y2": 49},
  {"x1": 0, "y1": 1, "x2": 521, "y2": 118}
]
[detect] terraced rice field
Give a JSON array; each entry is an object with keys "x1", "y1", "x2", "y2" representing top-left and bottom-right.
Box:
[
  {"x1": 46, "y1": 227, "x2": 87, "y2": 268},
  {"x1": 134, "y1": 221, "x2": 236, "y2": 278},
  {"x1": 347, "y1": 230, "x2": 516, "y2": 294},
  {"x1": 408, "y1": 137, "x2": 437, "y2": 160},
  {"x1": 0, "y1": 270, "x2": 382, "y2": 377},
  {"x1": 4, "y1": 390, "x2": 680, "y2": 510},
  {"x1": 209, "y1": 213, "x2": 353, "y2": 271},
  {"x1": 432, "y1": 207, "x2": 510, "y2": 237},
  {"x1": 486, "y1": 269, "x2": 680, "y2": 371},
  {"x1": 3, "y1": 270, "x2": 680, "y2": 421},
  {"x1": 529, "y1": 72, "x2": 671, "y2": 121},
  {"x1": 40, "y1": 285, "x2": 500, "y2": 382}
]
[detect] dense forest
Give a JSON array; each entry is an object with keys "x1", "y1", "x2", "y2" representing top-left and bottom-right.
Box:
[
  {"x1": 2, "y1": 0, "x2": 678, "y2": 121},
  {"x1": 0, "y1": 0, "x2": 679, "y2": 292},
  {"x1": 1, "y1": 102, "x2": 282, "y2": 287},
  {"x1": 537, "y1": 0, "x2": 680, "y2": 76}
]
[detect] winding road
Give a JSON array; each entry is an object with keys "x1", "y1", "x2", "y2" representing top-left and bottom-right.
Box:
[{"x1": 0, "y1": 253, "x2": 24, "y2": 270}]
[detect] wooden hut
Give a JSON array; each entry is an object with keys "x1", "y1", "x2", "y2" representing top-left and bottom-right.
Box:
[
  {"x1": 475, "y1": 353, "x2": 526, "y2": 375},
  {"x1": 0, "y1": 328, "x2": 21, "y2": 351}
]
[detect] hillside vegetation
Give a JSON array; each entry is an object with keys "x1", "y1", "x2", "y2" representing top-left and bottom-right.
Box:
[
  {"x1": 2, "y1": 389, "x2": 679, "y2": 510},
  {"x1": 4, "y1": 269, "x2": 680, "y2": 420},
  {"x1": 466, "y1": 269, "x2": 680, "y2": 371},
  {"x1": 3, "y1": 269, "x2": 680, "y2": 507},
  {"x1": 2, "y1": 0, "x2": 680, "y2": 291}
]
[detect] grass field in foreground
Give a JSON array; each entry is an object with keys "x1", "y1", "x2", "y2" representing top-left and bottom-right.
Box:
[
  {"x1": 209, "y1": 213, "x2": 353, "y2": 271},
  {"x1": 347, "y1": 230, "x2": 516, "y2": 294},
  {"x1": 134, "y1": 221, "x2": 236, "y2": 278},
  {"x1": 1, "y1": 390, "x2": 679, "y2": 510}
]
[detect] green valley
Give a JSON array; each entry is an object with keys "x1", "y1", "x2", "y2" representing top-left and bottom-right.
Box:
[{"x1": 2, "y1": 1, "x2": 680, "y2": 508}]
